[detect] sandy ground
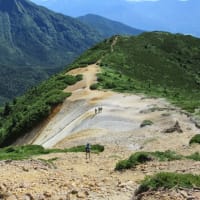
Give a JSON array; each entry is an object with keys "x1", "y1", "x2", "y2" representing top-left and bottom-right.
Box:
[{"x1": 2, "y1": 62, "x2": 200, "y2": 200}]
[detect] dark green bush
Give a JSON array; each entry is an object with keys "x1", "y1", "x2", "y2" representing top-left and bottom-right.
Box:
[
  {"x1": 115, "y1": 159, "x2": 132, "y2": 171},
  {"x1": 151, "y1": 150, "x2": 183, "y2": 161},
  {"x1": 140, "y1": 120, "x2": 153, "y2": 128},
  {"x1": 115, "y1": 150, "x2": 182, "y2": 171},
  {"x1": 90, "y1": 83, "x2": 98, "y2": 90},
  {"x1": 189, "y1": 134, "x2": 200, "y2": 145},
  {"x1": 136, "y1": 172, "x2": 200, "y2": 195},
  {"x1": 91, "y1": 144, "x2": 105, "y2": 153},
  {"x1": 115, "y1": 152, "x2": 151, "y2": 171},
  {"x1": 186, "y1": 152, "x2": 200, "y2": 161}
]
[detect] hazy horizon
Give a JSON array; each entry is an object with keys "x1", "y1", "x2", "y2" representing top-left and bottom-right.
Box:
[{"x1": 30, "y1": 0, "x2": 200, "y2": 37}]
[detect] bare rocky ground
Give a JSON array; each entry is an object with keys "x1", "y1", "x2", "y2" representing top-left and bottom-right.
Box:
[{"x1": 1, "y1": 64, "x2": 200, "y2": 200}]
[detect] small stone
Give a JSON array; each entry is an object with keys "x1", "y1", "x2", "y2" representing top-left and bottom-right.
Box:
[
  {"x1": 22, "y1": 167, "x2": 29, "y2": 172},
  {"x1": 6, "y1": 195, "x2": 17, "y2": 200},
  {"x1": 44, "y1": 191, "x2": 51, "y2": 198},
  {"x1": 0, "y1": 183, "x2": 7, "y2": 192},
  {"x1": 84, "y1": 190, "x2": 89, "y2": 196},
  {"x1": 23, "y1": 194, "x2": 33, "y2": 200},
  {"x1": 180, "y1": 190, "x2": 188, "y2": 197},
  {"x1": 77, "y1": 192, "x2": 86, "y2": 198}
]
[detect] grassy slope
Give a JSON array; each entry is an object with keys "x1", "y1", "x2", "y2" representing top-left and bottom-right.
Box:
[
  {"x1": 101, "y1": 33, "x2": 200, "y2": 113},
  {"x1": 73, "y1": 32, "x2": 200, "y2": 114}
]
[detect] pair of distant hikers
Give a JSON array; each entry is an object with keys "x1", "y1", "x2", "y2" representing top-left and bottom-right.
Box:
[
  {"x1": 95, "y1": 107, "x2": 103, "y2": 115},
  {"x1": 85, "y1": 143, "x2": 91, "y2": 159}
]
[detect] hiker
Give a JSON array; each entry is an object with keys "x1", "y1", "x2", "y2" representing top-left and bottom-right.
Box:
[
  {"x1": 85, "y1": 143, "x2": 91, "y2": 159},
  {"x1": 98, "y1": 106, "x2": 103, "y2": 113}
]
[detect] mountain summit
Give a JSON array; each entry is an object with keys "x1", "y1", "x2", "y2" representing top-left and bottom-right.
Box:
[{"x1": 78, "y1": 14, "x2": 143, "y2": 39}]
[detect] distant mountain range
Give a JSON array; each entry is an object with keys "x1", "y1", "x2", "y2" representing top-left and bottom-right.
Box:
[
  {"x1": 0, "y1": 0, "x2": 100, "y2": 68},
  {"x1": 0, "y1": 0, "x2": 143, "y2": 105},
  {"x1": 30, "y1": 0, "x2": 200, "y2": 38},
  {"x1": 78, "y1": 14, "x2": 143, "y2": 39}
]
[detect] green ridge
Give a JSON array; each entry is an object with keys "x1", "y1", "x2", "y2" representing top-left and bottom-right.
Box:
[{"x1": 73, "y1": 32, "x2": 200, "y2": 113}]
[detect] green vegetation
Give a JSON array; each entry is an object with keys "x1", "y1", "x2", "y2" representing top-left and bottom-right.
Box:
[
  {"x1": 150, "y1": 150, "x2": 183, "y2": 161},
  {"x1": 0, "y1": 73, "x2": 82, "y2": 147},
  {"x1": 189, "y1": 134, "x2": 200, "y2": 145},
  {"x1": 115, "y1": 152, "x2": 151, "y2": 171},
  {"x1": 136, "y1": 172, "x2": 200, "y2": 195},
  {"x1": 140, "y1": 120, "x2": 153, "y2": 128},
  {"x1": 186, "y1": 152, "x2": 200, "y2": 161},
  {"x1": 63, "y1": 144, "x2": 104, "y2": 153},
  {"x1": 95, "y1": 67, "x2": 138, "y2": 93},
  {"x1": 90, "y1": 83, "x2": 99, "y2": 90},
  {"x1": 115, "y1": 150, "x2": 183, "y2": 171},
  {"x1": 0, "y1": 144, "x2": 104, "y2": 160},
  {"x1": 0, "y1": 145, "x2": 49, "y2": 160},
  {"x1": 0, "y1": 66, "x2": 54, "y2": 105},
  {"x1": 68, "y1": 38, "x2": 112, "y2": 69}
]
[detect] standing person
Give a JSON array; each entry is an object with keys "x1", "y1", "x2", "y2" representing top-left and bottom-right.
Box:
[{"x1": 85, "y1": 143, "x2": 91, "y2": 160}]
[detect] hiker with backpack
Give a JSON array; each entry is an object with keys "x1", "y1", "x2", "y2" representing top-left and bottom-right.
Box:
[{"x1": 85, "y1": 143, "x2": 91, "y2": 159}]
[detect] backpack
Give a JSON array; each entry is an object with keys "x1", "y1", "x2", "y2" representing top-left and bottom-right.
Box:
[{"x1": 86, "y1": 143, "x2": 91, "y2": 151}]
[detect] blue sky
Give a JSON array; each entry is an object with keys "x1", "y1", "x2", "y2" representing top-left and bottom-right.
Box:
[{"x1": 31, "y1": 0, "x2": 200, "y2": 37}]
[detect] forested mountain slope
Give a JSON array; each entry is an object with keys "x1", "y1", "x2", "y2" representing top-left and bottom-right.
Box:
[{"x1": 0, "y1": 0, "x2": 101, "y2": 104}]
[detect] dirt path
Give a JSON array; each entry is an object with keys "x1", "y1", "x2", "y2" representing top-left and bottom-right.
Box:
[
  {"x1": 111, "y1": 36, "x2": 118, "y2": 52},
  {"x1": 4, "y1": 63, "x2": 200, "y2": 199}
]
